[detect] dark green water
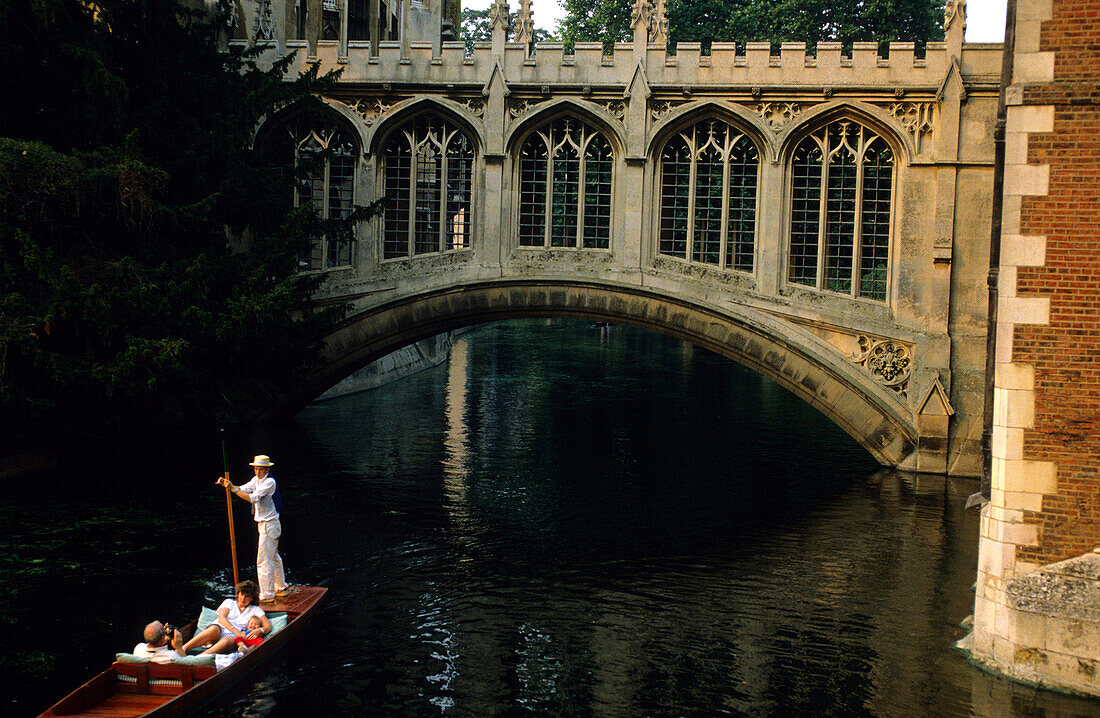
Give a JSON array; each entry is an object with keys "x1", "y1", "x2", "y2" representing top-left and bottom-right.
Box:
[{"x1": 4, "y1": 319, "x2": 1100, "y2": 717}]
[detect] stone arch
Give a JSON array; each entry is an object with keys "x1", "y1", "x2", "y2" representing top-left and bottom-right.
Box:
[
  {"x1": 365, "y1": 96, "x2": 486, "y2": 158},
  {"x1": 252, "y1": 97, "x2": 367, "y2": 155},
  {"x1": 294, "y1": 280, "x2": 918, "y2": 467},
  {"x1": 504, "y1": 98, "x2": 627, "y2": 158},
  {"x1": 648, "y1": 100, "x2": 774, "y2": 164},
  {"x1": 779, "y1": 100, "x2": 913, "y2": 165}
]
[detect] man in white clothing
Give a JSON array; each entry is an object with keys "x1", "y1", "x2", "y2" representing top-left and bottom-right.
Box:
[
  {"x1": 217, "y1": 454, "x2": 289, "y2": 602},
  {"x1": 133, "y1": 620, "x2": 186, "y2": 663}
]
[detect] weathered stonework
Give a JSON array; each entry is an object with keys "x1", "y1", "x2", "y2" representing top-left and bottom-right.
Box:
[
  {"x1": 239, "y1": 0, "x2": 1001, "y2": 479},
  {"x1": 953, "y1": 0, "x2": 1100, "y2": 699}
]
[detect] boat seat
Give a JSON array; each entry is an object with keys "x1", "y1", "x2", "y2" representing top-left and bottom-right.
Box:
[{"x1": 112, "y1": 661, "x2": 216, "y2": 695}]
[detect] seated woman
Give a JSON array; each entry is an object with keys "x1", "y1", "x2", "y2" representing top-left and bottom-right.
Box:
[{"x1": 182, "y1": 580, "x2": 272, "y2": 655}]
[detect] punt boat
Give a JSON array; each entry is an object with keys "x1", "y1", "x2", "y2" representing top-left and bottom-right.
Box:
[{"x1": 39, "y1": 585, "x2": 327, "y2": 718}]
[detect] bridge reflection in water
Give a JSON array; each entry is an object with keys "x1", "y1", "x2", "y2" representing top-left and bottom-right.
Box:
[{"x1": 273, "y1": 319, "x2": 1094, "y2": 717}]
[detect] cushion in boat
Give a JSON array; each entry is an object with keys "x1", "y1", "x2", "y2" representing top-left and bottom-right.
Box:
[
  {"x1": 115, "y1": 652, "x2": 151, "y2": 664},
  {"x1": 172, "y1": 654, "x2": 215, "y2": 666}
]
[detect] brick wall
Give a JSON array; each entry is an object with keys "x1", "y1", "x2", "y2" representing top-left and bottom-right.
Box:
[{"x1": 1014, "y1": 0, "x2": 1100, "y2": 565}]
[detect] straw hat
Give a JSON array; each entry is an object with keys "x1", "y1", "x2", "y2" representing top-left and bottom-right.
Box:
[{"x1": 249, "y1": 455, "x2": 274, "y2": 467}]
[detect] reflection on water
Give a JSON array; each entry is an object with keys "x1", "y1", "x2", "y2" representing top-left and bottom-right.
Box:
[{"x1": 5, "y1": 319, "x2": 1100, "y2": 717}]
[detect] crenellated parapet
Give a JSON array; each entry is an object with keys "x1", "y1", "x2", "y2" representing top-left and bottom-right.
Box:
[{"x1": 243, "y1": 0, "x2": 1004, "y2": 481}]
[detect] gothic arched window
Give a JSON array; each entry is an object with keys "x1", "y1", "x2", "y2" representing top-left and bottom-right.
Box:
[
  {"x1": 789, "y1": 120, "x2": 894, "y2": 302},
  {"x1": 658, "y1": 119, "x2": 759, "y2": 272},
  {"x1": 285, "y1": 114, "x2": 357, "y2": 271},
  {"x1": 518, "y1": 117, "x2": 613, "y2": 249},
  {"x1": 383, "y1": 116, "x2": 474, "y2": 260}
]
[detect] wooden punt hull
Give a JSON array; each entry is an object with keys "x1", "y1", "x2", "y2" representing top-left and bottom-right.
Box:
[{"x1": 39, "y1": 586, "x2": 327, "y2": 718}]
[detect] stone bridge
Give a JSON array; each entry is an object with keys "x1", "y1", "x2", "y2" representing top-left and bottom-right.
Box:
[
  {"x1": 236, "y1": 0, "x2": 1003, "y2": 477},
  {"x1": 222, "y1": 0, "x2": 1100, "y2": 700}
]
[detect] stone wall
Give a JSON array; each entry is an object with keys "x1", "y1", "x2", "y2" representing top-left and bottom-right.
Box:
[
  {"x1": 235, "y1": 0, "x2": 1003, "y2": 477},
  {"x1": 965, "y1": 0, "x2": 1100, "y2": 698}
]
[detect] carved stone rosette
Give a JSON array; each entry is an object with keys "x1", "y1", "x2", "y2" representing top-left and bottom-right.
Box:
[
  {"x1": 650, "y1": 99, "x2": 685, "y2": 121},
  {"x1": 850, "y1": 336, "x2": 912, "y2": 396},
  {"x1": 598, "y1": 99, "x2": 626, "y2": 122},
  {"x1": 464, "y1": 98, "x2": 486, "y2": 118}
]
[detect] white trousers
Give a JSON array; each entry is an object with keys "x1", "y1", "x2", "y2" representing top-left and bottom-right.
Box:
[{"x1": 256, "y1": 517, "x2": 287, "y2": 599}]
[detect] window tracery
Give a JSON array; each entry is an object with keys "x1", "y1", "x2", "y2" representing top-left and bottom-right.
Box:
[
  {"x1": 658, "y1": 119, "x2": 759, "y2": 273},
  {"x1": 283, "y1": 114, "x2": 357, "y2": 271},
  {"x1": 518, "y1": 118, "x2": 613, "y2": 249},
  {"x1": 789, "y1": 120, "x2": 893, "y2": 302},
  {"x1": 382, "y1": 115, "x2": 474, "y2": 259}
]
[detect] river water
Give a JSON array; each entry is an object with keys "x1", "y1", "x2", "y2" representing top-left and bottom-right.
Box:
[{"x1": 4, "y1": 319, "x2": 1100, "y2": 717}]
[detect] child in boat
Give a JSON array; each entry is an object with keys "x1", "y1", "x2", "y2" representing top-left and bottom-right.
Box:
[{"x1": 235, "y1": 615, "x2": 265, "y2": 653}]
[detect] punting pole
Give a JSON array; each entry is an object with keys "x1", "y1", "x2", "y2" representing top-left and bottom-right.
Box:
[{"x1": 221, "y1": 430, "x2": 240, "y2": 588}]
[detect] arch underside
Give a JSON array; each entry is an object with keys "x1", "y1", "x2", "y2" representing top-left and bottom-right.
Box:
[{"x1": 301, "y1": 281, "x2": 917, "y2": 467}]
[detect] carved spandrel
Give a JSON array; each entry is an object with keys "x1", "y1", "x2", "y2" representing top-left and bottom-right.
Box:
[
  {"x1": 508, "y1": 97, "x2": 546, "y2": 119},
  {"x1": 757, "y1": 102, "x2": 802, "y2": 133},
  {"x1": 650, "y1": 99, "x2": 686, "y2": 121},
  {"x1": 347, "y1": 98, "x2": 398, "y2": 124},
  {"x1": 849, "y1": 335, "x2": 912, "y2": 397},
  {"x1": 879, "y1": 101, "x2": 935, "y2": 155}
]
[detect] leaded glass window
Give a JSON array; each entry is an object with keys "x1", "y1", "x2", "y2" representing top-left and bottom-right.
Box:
[
  {"x1": 286, "y1": 114, "x2": 357, "y2": 271},
  {"x1": 518, "y1": 118, "x2": 613, "y2": 249},
  {"x1": 788, "y1": 121, "x2": 894, "y2": 302},
  {"x1": 383, "y1": 116, "x2": 474, "y2": 260},
  {"x1": 657, "y1": 119, "x2": 759, "y2": 272}
]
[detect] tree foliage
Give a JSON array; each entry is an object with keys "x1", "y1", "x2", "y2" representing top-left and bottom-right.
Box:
[
  {"x1": 558, "y1": 0, "x2": 945, "y2": 49},
  {"x1": 0, "y1": 0, "x2": 359, "y2": 439}
]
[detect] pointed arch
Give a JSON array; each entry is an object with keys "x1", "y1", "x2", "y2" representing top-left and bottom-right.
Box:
[
  {"x1": 648, "y1": 99, "x2": 773, "y2": 164},
  {"x1": 781, "y1": 101, "x2": 912, "y2": 166},
  {"x1": 781, "y1": 104, "x2": 902, "y2": 303},
  {"x1": 366, "y1": 96, "x2": 485, "y2": 159},
  {"x1": 651, "y1": 106, "x2": 765, "y2": 274},
  {"x1": 504, "y1": 98, "x2": 627, "y2": 158}
]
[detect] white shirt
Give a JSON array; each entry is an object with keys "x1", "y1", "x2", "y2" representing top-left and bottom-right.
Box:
[
  {"x1": 239, "y1": 474, "x2": 279, "y2": 522},
  {"x1": 133, "y1": 642, "x2": 179, "y2": 664},
  {"x1": 217, "y1": 599, "x2": 266, "y2": 633}
]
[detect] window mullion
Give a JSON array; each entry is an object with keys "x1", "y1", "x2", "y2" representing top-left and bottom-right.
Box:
[
  {"x1": 686, "y1": 141, "x2": 698, "y2": 263},
  {"x1": 543, "y1": 148, "x2": 553, "y2": 247},
  {"x1": 439, "y1": 141, "x2": 448, "y2": 253},
  {"x1": 406, "y1": 140, "x2": 416, "y2": 257},
  {"x1": 852, "y1": 148, "x2": 866, "y2": 298},
  {"x1": 718, "y1": 144, "x2": 732, "y2": 271},
  {"x1": 816, "y1": 145, "x2": 828, "y2": 291},
  {"x1": 576, "y1": 147, "x2": 587, "y2": 248}
]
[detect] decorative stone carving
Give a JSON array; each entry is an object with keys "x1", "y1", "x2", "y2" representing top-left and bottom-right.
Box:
[
  {"x1": 598, "y1": 99, "x2": 626, "y2": 122},
  {"x1": 757, "y1": 102, "x2": 801, "y2": 133},
  {"x1": 253, "y1": 0, "x2": 275, "y2": 41},
  {"x1": 650, "y1": 99, "x2": 685, "y2": 120},
  {"x1": 514, "y1": 0, "x2": 534, "y2": 47},
  {"x1": 882, "y1": 101, "x2": 935, "y2": 154},
  {"x1": 650, "y1": 0, "x2": 669, "y2": 46},
  {"x1": 944, "y1": 0, "x2": 967, "y2": 33},
  {"x1": 488, "y1": 0, "x2": 510, "y2": 31},
  {"x1": 464, "y1": 98, "x2": 486, "y2": 118},
  {"x1": 508, "y1": 97, "x2": 544, "y2": 118},
  {"x1": 349, "y1": 98, "x2": 396, "y2": 124},
  {"x1": 630, "y1": 0, "x2": 667, "y2": 43},
  {"x1": 850, "y1": 336, "x2": 912, "y2": 396}
]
